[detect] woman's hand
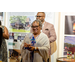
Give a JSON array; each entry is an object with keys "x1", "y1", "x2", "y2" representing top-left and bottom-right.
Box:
[
  {"x1": 24, "y1": 43, "x2": 31, "y2": 47},
  {"x1": 23, "y1": 43, "x2": 35, "y2": 51},
  {"x1": 23, "y1": 43, "x2": 31, "y2": 50},
  {"x1": 28, "y1": 46, "x2": 35, "y2": 51}
]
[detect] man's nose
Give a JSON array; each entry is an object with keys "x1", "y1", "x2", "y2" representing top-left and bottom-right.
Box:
[
  {"x1": 36, "y1": 17, "x2": 38, "y2": 19},
  {"x1": 33, "y1": 28, "x2": 36, "y2": 29},
  {"x1": 36, "y1": 17, "x2": 39, "y2": 19},
  {"x1": 33, "y1": 27, "x2": 37, "y2": 29}
]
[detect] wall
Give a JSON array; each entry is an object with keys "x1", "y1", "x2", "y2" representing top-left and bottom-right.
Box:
[{"x1": 51, "y1": 12, "x2": 59, "y2": 62}]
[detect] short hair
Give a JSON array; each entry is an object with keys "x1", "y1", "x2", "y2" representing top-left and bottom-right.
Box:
[
  {"x1": 31, "y1": 19, "x2": 42, "y2": 29},
  {"x1": 37, "y1": 12, "x2": 45, "y2": 17},
  {"x1": 41, "y1": 12, "x2": 45, "y2": 17}
]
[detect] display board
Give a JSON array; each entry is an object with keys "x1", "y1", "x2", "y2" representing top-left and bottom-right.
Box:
[
  {"x1": 64, "y1": 15, "x2": 75, "y2": 56},
  {"x1": 7, "y1": 12, "x2": 55, "y2": 62}
]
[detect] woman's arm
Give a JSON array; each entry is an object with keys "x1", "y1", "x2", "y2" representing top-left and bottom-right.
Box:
[{"x1": 3, "y1": 27, "x2": 9, "y2": 39}]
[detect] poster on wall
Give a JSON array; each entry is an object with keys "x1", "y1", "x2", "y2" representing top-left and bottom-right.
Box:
[
  {"x1": 65, "y1": 16, "x2": 75, "y2": 35},
  {"x1": 7, "y1": 12, "x2": 36, "y2": 62},
  {"x1": 7, "y1": 12, "x2": 55, "y2": 62},
  {"x1": 64, "y1": 15, "x2": 75, "y2": 57},
  {"x1": 8, "y1": 32, "x2": 27, "y2": 62},
  {"x1": 9, "y1": 16, "x2": 34, "y2": 32},
  {"x1": 64, "y1": 36, "x2": 75, "y2": 55}
]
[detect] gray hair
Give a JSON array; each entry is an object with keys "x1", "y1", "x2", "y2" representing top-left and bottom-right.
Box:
[{"x1": 31, "y1": 19, "x2": 42, "y2": 29}]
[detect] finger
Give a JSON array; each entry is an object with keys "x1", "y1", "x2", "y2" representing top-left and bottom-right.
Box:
[
  {"x1": 25, "y1": 43, "x2": 31, "y2": 46},
  {"x1": 25, "y1": 43, "x2": 27, "y2": 45},
  {"x1": 27, "y1": 44, "x2": 31, "y2": 46},
  {"x1": 29, "y1": 46, "x2": 32, "y2": 48},
  {"x1": 24, "y1": 44, "x2": 28, "y2": 47}
]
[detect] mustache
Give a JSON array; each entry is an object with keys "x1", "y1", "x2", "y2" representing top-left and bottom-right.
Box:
[{"x1": 36, "y1": 19, "x2": 43, "y2": 21}]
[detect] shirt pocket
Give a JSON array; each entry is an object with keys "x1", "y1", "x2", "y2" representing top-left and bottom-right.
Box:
[
  {"x1": 45, "y1": 28, "x2": 49, "y2": 32},
  {"x1": 43, "y1": 28, "x2": 50, "y2": 36}
]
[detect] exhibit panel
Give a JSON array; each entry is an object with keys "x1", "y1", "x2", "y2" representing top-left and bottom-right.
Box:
[
  {"x1": 58, "y1": 12, "x2": 75, "y2": 61},
  {"x1": 64, "y1": 13, "x2": 75, "y2": 58},
  {"x1": 6, "y1": 12, "x2": 35, "y2": 62}
]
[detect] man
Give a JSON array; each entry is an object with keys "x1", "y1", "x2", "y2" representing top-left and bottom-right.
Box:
[{"x1": 36, "y1": 12, "x2": 57, "y2": 62}]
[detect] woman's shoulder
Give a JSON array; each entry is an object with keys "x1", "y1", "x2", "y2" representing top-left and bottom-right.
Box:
[
  {"x1": 40, "y1": 32, "x2": 48, "y2": 38},
  {"x1": 25, "y1": 33, "x2": 33, "y2": 37}
]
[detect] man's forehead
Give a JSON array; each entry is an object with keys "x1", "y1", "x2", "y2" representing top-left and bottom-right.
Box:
[{"x1": 37, "y1": 12, "x2": 44, "y2": 15}]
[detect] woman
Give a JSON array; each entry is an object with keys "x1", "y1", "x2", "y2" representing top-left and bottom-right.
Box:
[
  {"x1": 0, "y1": 27, "x2": 3, "y2": 61},
  {"x1": 0, "y1": 21, "x2": 9, "y2": 62},
  {"x1": 20, "y1": 20, "x2": 50, "y2": 62},
  {"x1": 0, "y1": 27, "x2": 2, "y2": 48}
]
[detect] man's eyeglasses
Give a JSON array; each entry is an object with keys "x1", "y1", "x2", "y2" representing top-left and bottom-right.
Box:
[
  {"x1": 35, "y1": 16, "x2": 44, "y2": 17},
  {"x1": 31, "y1": 26, "x2": 39, "y2": 28}
]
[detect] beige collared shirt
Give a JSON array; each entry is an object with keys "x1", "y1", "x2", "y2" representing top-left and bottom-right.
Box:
[{"x1": 41, "y1": 21, "x2": 45, "y2": 32}]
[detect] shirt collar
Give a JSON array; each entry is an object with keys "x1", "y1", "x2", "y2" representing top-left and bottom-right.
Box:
[
  {"x1": 42, "y1": 21, "x2": 45, "y2": 29},
  {"x1": 42, "y1": 21, "x2": 45, "y2": 25}
]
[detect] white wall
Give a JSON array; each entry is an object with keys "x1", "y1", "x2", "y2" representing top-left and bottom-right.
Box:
[{"x1": 51, "y1": 12, "x2": 59, "y2": 62}]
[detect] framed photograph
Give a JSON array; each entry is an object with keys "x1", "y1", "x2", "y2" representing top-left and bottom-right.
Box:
[
  {"x1": 63, "y1": 13, "x2": 75, "y2": 57},
  {"x1": 65, "y1": 16, "x2": 75, "y2": 35},
  {"x1": 64, "y1": 36, "x2": 75, "y2": 55},
  {"x1": 9, "y1": 16, "x2": 34, "y2": 32},
  {"x1": 58, "y1": 12, "x2": 75, "y2": 57}
]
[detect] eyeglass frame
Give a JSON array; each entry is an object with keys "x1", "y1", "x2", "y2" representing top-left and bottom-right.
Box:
[
  {"x1": 35, "y1": 15, "x2": 45, "y2": 17},
  {"x1": 31, "y1": 25, "x2": 40, "y2": 28}
]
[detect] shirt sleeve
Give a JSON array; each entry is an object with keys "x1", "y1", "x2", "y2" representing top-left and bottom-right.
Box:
[{"x1": 49, "y1": 25, "x2": 56, "y2": 43}]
